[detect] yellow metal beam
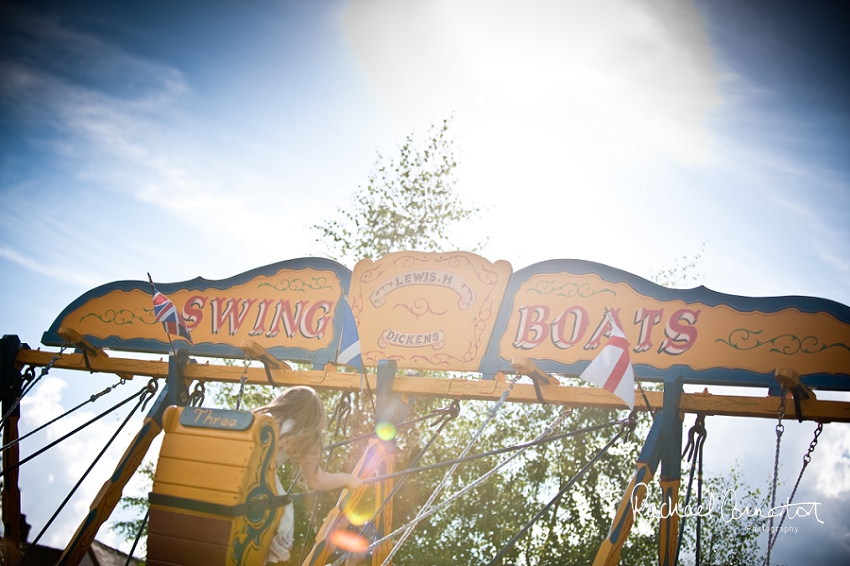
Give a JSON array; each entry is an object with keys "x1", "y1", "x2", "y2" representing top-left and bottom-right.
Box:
[{"x1": 15, "y1": 349, "x2": 850, "y2": 422}]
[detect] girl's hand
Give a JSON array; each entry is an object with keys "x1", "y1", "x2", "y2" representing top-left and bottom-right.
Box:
[{"x1": 345, "y1": 474, "x2": 363, "y2": 491}]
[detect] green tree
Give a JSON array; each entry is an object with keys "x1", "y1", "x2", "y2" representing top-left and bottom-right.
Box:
[
  {"x1": 313, "y1": 117, "x2": 482, "y2": 264},
  {"x1": 307, "y1": 117, "x2": 647, "y2": 564}
]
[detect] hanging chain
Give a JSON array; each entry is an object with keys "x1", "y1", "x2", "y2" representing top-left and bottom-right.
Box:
[
  {"x1": 327, "y1": 392, "x2": 352, "y2": 434},
  {"x1": 235, "y1": 356, "x2": 250, "y2": 411},
  {"x1": 1, "y1": 344, "x2": 69, "y2": 428},
  {"x1": 765, "y1": 421, "x2": 824, "y2": 562},
  {"x1": 765, "y1": 388, "x2": 787, "y2": 566},
  {"x1": 786, "y1": 421, "x2": 823, "y2": 505}
]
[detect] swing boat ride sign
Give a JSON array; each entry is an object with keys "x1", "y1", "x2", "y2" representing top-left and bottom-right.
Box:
[{"x1": 42, "y1": 252, "x2": 850, "y2": 391}]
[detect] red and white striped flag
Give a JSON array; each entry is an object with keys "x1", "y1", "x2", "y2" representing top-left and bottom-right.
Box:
[{"x1": 579, "y1": 311, "x2": 634, "y2": 409}]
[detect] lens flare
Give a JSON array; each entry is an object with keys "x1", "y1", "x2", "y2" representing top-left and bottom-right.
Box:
[
  {"x1": 375, "y1": 421, "x2": 397, "y2": 441},
  {"x1": 329, "y1": 529, "x2": 369, "y2": 553},
  {"x1": 345, "y1": 509, "x2": 372, "y2": 526}
]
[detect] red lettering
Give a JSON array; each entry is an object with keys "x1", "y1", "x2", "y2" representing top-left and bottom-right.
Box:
[
  {"x1": 584, "y1": 308, "x2": 624, "y2": 350},
  {"x1": 658, "y1": 308, "x2": 700, "y2": 355},
  {"x1": 300, "y1": 300, "x2": 333, "y2": 339},
  {"x1": 210, "y1": 297, "x2": 256, "y2": 335},
  {"x1": 633, "y1": 307, "x2": 663, "y2": 353},
  {"x1": 182, "y1": 295, "x2": 205, "y2": 331},
  {"x1": 266, "y1": 300, "x2": 306, "y2": 339},
  {"x1": 513, "y1": 305, "x2": 550, "y2": 349},
  {"x1": 209, "y1": 297, "x2": 232, "y2": 335},
  {"x1": 249, "y1": 299, "x2": 276, "y2": 336},
  {"x1": 551, "y1": 306, "x2": 589, "y2": 349}
]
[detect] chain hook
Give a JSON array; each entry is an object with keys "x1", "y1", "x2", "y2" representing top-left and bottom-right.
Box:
[
  {"x1": 430, "y1": 399, "x2": 461, "y2": 428},
  {"x1": 189, "y1": 381, "x2": 206, "y2": 407},
  {"x1": 22, "y1": 366, "x2": 36, "y2": 385},
  {"x1": 140, "y1": 379, "x2": 159, "y2": 413}
]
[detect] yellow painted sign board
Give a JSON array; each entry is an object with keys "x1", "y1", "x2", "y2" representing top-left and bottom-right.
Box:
[
  {"x1": 348, "y1": 251, "x2": 512, "y2": 372},
  {"x1": 43, "y1": 254, "x2": 850, "y2": 390},
  {"x1": 481, "y1": 261, "x2": 850, "y2": 389}
]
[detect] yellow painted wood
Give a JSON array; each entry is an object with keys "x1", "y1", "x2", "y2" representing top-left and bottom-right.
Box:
[
  {"x1": 158, "y1": 435, "x2": 254, "y2": 467},
  {"x1": 16, "y1": 349, "x2": 850, "y2": 422},
  {"x1": 149, "y1": 406, "x2": 283, "y2": 565},
  {"x1": 593, "y1": 463, "x2": 654, "y2": 566},
  {"x1": 239, "y1": 340, "x2": 291, "y2": 371},
  {"x1": 372, "y1": 452, "x2": 396, "y2": 566},
  {"x1": 303, "y1": 439, "x2": 390, "y2": 566},
  {"x1": 154, "y1": 459, "x2": 246, "y2": 497}
]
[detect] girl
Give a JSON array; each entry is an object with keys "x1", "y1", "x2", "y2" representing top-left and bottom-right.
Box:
[{"x1": 253, "y1": 386, "x2": 362, "y2": 565}]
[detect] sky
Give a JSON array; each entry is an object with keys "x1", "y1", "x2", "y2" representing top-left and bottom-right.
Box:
[{"x1": 1, "y1": 0, "x2": 849, "y2": 562}]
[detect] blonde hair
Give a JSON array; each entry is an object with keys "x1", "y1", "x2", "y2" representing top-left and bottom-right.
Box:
[{"x1": 253, "y1": 386, "x2": 326, "y2": 464}]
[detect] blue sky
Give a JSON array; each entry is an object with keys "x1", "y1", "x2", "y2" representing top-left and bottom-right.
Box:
[{"x1": 1, "y1": 0, "x2": 849, "y2": 562}]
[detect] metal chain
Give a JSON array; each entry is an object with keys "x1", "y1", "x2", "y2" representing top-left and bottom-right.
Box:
[
  {"x1": 765, "y1": 389, "x2": 787, "y2": 566},
  {"x1": 1, "y1": 344, "x2": 68, "y2": 428},
  {"x1": 235, "y1": 356, "x2": 250, "y2": 411},
  {"x1": 765, "y1": 422, "x2": 824, "y2": 560}
]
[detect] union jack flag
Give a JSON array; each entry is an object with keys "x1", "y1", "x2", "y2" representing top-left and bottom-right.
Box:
[{"x1": 152, "y1": 288, "x2": 193, "y2": 344}]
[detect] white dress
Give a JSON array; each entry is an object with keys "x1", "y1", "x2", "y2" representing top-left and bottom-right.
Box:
[{"x1": 265, "y1": 422, "x2": 296, "y2": 564}]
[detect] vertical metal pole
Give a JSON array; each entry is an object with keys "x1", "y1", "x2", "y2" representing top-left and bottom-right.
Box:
[
  {"x1": 2, "y1": 335, "x2": 24, "y2": 564},
  {"x1": 659, "y1": 376, "x2": 683, "y2": 566}
]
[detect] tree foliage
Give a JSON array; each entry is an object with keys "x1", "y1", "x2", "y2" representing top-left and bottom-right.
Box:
[{"x1": 313, "y1": 117, "x2": 481, "y2": 263}]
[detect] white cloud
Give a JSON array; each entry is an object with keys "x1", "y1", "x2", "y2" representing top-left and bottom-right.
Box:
[
  {"x1": 341, "y1": 0, "x2": 722, "y2": 165},
  {"x1": 0, "y1": 244, "x2": 103, "y2": 288}
]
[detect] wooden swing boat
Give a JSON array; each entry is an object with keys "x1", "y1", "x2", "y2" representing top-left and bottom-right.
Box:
[{"x1": 147, "y1": 406, "x2": 282, "y2": 566}]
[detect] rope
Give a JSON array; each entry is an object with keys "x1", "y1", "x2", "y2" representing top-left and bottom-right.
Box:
[
  {"x1": 0, "y1": 381, "x2": 155, "y2": 477},
  {"x1": 20, "y1": 379, "x2": 157, "y2": 557},
  {"x1": 373, "y1": 400, "x2": 580, "y2": 564},
  {"x1": 762, "y1": 421, "x2": 823, "y2": 564},
  {"x1": 1, "y1": 377, "x2": 126, "y2": 452},
  {"x1": 377, "y1": 375, "x2": 522, "y2": 565},
  {"x1": 292, "y1": 416, "x2": 627, "y2": 510},
  {"x1": 356, "y1": 417, "x2": 625, "y2": 486},
  {"x1": 765, "y1": 388, "x2": 787, "y2": 565},
  {"x1": 487, "y1": 422, "x2": 630, "y2": 565},
  {"x1": 124, "y1": 508, "x2": 149, "y2": 566},
  {"x1": 0, "y1": 345, "x2": 68, "y2": 430},
  {"x1": 324, "y1": 407, "x2": 457, "y2": 451},
  {"x1": 330, "y1": 401, "x2": 461, "y2": 566},
  {"x1": 636, "y1": 381, "x2": 654, "y2": 414}
]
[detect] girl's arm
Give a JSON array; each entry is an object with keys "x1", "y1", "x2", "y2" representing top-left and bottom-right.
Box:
[{"x1": 299, "y1": 453, "x2": 362, "y2": 492}]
